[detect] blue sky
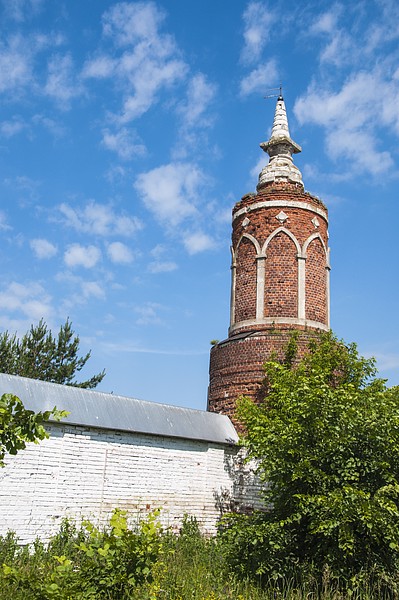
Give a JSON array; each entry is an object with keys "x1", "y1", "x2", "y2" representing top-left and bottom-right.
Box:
[{"x1": 1, "y1": 0, "x2": 398, "y2": 409}]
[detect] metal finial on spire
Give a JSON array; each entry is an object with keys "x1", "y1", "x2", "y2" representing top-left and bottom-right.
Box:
[
  {"x1": 257, "y1": 94, "x2": 303, "y2": 190},
  {"x1": 263, "y1": 83, "x2": 283, "y2": 100}
]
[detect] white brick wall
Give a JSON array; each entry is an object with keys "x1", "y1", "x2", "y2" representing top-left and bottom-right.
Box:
[{"x1": 0, "y1": 423, "x2": 262, "y2": 543}]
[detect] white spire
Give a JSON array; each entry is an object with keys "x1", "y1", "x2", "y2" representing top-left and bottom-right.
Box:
[{"x1": 257, "y1": 96, "x2": 303, "y2": 190}]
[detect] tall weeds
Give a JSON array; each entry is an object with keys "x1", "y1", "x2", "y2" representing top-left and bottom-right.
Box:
[{"x1": 0, "y1": 513, "x2": 398, "y2": 599}]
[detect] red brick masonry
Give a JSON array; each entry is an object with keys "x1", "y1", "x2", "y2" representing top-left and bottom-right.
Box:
[{"x1": 208, "y1": 181, "x2": 329, "y2": 425}]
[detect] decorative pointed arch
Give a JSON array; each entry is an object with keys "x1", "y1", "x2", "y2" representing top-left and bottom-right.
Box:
[
  {"x1": 231, "y1": 232, "x2": 259, "y2": 326},
  {"x1": 304, "y1": 233, "x2": 328, "y2": 324},
  {"x1": 233, "y1": 232, "x2": 261, "y2": 260},
  {"x1": 263, "y1": 228, "x2": 299, "y2": 319},
  {"x1": 262, "y1": 226, "x2": 301, "y2": 256},
  {"x1": 302, "y1": 232, "x2": 328, "y2": 259}
]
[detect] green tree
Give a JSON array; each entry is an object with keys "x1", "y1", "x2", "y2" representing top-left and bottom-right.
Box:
[
  {"x1": 0, "y1": 393, "x2": 67, "y2": 467},
  {"x1": 223, "y1": 332, "x2": 399, "y2": 581},
  {"x1": 0, "y1": 319, "x2": 105, "y2": 388}
]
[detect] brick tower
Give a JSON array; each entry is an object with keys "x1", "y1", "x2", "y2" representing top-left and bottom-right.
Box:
[{"x1": 208, "y1": 95, "x2": 330, "y2": 421}]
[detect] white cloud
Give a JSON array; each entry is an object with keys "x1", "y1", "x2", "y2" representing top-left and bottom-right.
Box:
[
  {"x1": 308, "y1": 4, "x2": 354, "y2": 67},
  {"x1": 172, "y1": 73, "x2": 218, "y2": 159},
  {"x1": 55, "y1": 271, "x2": 106, "y2": 307},
  {"x1": 64, "y1": 244, "x2": 101, "y2": 269},
  {"x1": 4, "y1": 0, "x2": 44, "y2": 22},
  {"x1": 310, "y1": 5, "x2": 341, "y2": 35},
  {"x1": 239, "y1": 59, "x2": 278, "y2": 97},
  {"x1": 102, "y1": 1, "x2": 165, "y2": 47},
  {"x1": 150, "y1": 243, "x2": 166, "y2": 259},
  {"x1": 135, "y1": 162, "x2": 205, "y2": 227},
  {"x1": 0, "y1": 211, "x2": 11, "y2": 231},
  {"x1": 81, "y1": 55, "x2": 116, "y2": 79},
  {"x1": 32, "y1": 114, "x2": 66, "y2": 137},
  {"x1": 81, "y1": 281, "x2": 105, "y2": 299},
  {"x1": 319, "y1": 31, "x2": 352, "y2": 66},
  {"x1": 82, "y1": 1, "x2": 188, "y2": 123},
  {"x1": 58, "y1": 201, "x2": 143, "y2": 237},
  {"x1": 0, "y1": 280, "x2": 53, "y2": 323},
  {"x1": 0, "y1": 29, "x2": 65, "y2": 97},
  {"x1": 176, "y1": 73, "x2": 216, "y2": 129},
  {"x1": 148, "y1": 260, "x2": 177, "y2": 273},
  {"x1": 30, "y1": 238, "x2": 58, "y2": 259},
  {"x1": 107, "y1": 241, "x2": 134, "y2": 264},
  {"x1": 117, "y1": 52, "x2": 187, "y2": 123},
  {"x1": 134, "y1": 301, "x2": 165, "y2": 326},
  {"x1": 102, "y1": 127, "x2": 146, "y2": 160},
  {"x1": 44, "y1": 53, "x2": 84, "y2": 108},
  {"x1": 183, "y1": 231, "x2": 216, "y2": 255},
  {"x1": 0, "y1": 117, "x2": 26, "y2": 137},
  {"x1": 0, "y1": 34, "x2": 33, "y2": 93},
  {"x1": 373, "y1": 352, "x2": 399, "y2": 373},
  {"x1": 294, "y1": 72, "x2": 398, "y2": 176},
  {"x1": 148, "y1": 243, "x2": 177, "y2": 272},
  {"x1": 241, "y1": 1, "x2": 276, "y2": 65}
]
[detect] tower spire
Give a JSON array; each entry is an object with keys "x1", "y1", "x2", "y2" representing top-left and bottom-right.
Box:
[{"x1": 257, "y1": 95, "x2": 303, "y2": 190}]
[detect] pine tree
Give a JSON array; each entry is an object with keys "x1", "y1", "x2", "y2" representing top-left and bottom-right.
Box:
[{"x1": 0, "y1": 319, "x2": 105, "y2": 388}]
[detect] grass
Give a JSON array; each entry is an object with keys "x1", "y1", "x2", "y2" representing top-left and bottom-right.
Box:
[{"x1": 0, "y1": 514, "x2": 398, "y2": 599}]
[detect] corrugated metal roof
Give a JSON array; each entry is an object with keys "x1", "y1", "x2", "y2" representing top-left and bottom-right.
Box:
[{"x1": 0, "y1": 373, "x2": 238, "y2": 445}]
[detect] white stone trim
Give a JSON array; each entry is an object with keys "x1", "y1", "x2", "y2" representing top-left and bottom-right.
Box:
[
  {"x1": 326, "y1": 247, "x2": 331, "y2": 328},
  {"x1": 233, "y1": 200, "x2": 328, "y2": 222},
  {"x1": 297, "y1": 256, "x2": 306, "y2": 319},
  {"x1": 256, "y1": 256, "x2": 266, "y2": 319},
  {"x1": 262, "y1": 226, "x2": 301, "y2": 256},
  {"x1": 230, "y1": 246, "x2": 236, "y2": 328},
  {"x1": 302, "y1": 232, "x2": 328, "y2": 257},
  {"x1": 229, "y1": 317, "x2": 329, "y2": 334},
  {"x1": 234, "y1": 232, "x2": 261, "y2": 257},
  {"x1": 302, "y1": 233, "x2": 330, "y2": 326}
]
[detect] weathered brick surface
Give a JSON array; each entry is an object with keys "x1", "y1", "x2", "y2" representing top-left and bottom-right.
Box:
[
  {"x1": 306, "y1": 237, "x2": 327, "y2": 323},
  {"x1": 208, "y1": 180, "x2": 330, "y2": 424},
  {"x1": 208, "y1": 328, "x2": 321, "y2": 429},
  {"x1": 265, "y1": 232, "x2": 298, "y2": 318},
  {"x1": 235, "y1": 237, "x2": 257, "y2": 323}
]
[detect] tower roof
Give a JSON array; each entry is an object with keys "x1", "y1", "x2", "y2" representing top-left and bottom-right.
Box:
[{"x1": 257, "y1": 96, "x2": 303, "y2": 190}]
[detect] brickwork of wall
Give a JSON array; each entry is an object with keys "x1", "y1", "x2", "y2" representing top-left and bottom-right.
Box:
[
  {"x1": 235, "y1": 237, "x2": 257, "y2": 323},
  {"x1": 208, "y1": 180, "x2": 330, "y2": 424},
  {"x1": 230, "y1": 182, "x2": 329, "y2": 333},
  {"x1": 305, "y1": 237, "x2": 328, "y2": 323},
  {"x1": 0, "y1": 423, "x2": 263, "y2": 544},
  {"x1": 264, "y1": 231, "x2": 298, "y2": 318},
  {"x1": 208, "y1": 328, "x2": 321, "y2": 428}
]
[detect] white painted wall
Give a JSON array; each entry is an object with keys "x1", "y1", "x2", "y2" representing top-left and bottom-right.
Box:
[{"x1": 0, "y1": 423, "x2": 262, "y2": 543}]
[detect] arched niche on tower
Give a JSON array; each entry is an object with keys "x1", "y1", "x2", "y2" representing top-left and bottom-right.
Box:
[
  {"x1": 303, "y1": 234, "x2": 328, "y2": 325},
  {"x1": 233, "y1": 234, "x2": 258, "y2": 324},
  {"x1": 264, "y1": 229, "x2": 298, "y2": 319}
]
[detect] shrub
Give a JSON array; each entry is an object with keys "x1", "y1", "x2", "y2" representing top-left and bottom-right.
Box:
[
  {"x1": 1, "y1": 509, "x2": 163, "y2": 599},
  {"x1": 221, "y1": 332, "x2": 399, "y2": 590}
]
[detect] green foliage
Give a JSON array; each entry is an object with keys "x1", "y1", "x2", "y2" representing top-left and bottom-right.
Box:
[
  {"x1": 0, "y1": 510, "x2": 397, "y2": 599},
  {"x1": 1, "y1": 510, "x2": 163, "y2": 599},
  {"x1": 76, "y1": 508, "x2": 163, "y2": 596},
  {"x1": 0, "y1": 392, "x2": 67, "y2": 467},
  {"x1": 0, "y1": 318, "x2": 105, "y2": 388},
  {"x1": 230, "y1": 331, "x2": 399, "y2": 583}
]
